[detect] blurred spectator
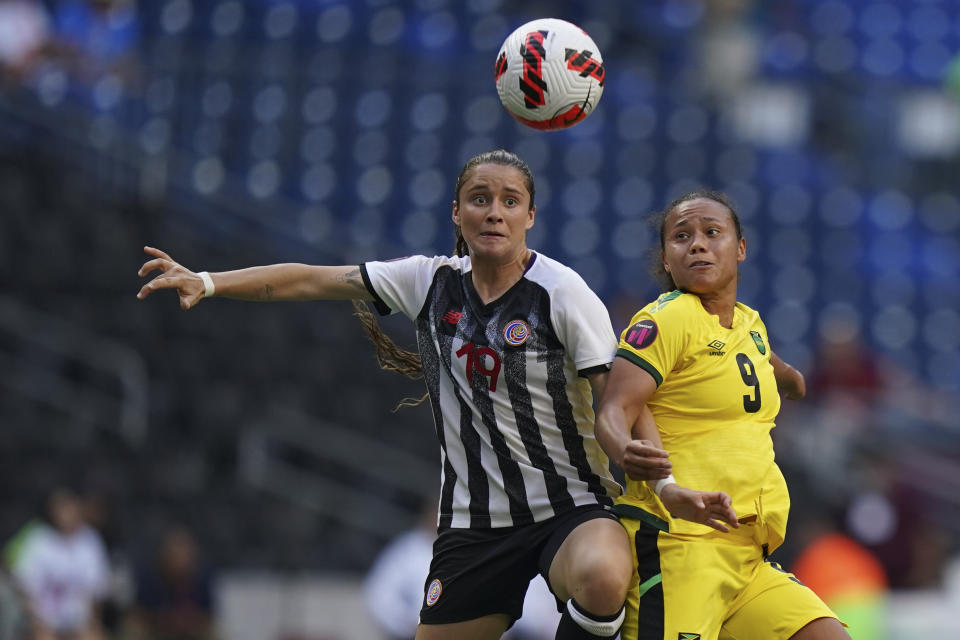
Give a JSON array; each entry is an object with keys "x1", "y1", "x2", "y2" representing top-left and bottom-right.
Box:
[
  {"x1": 362, "y1": 500, "x2": 436, "y2": 640},
  {"x1": 125, "y1": 525, "x2": 215, "y2": 640},
  {"x1": 0, "y1": 0, "x2": 51, "y2": 82},
  {"x1": 10, "y1": 486, "x2": 110, "y2": 640},
  {"x1": 0, "y1": 568, "x2": 29, "y2": 640},
  {"x1": 78, "y1": 484, "x2": 130, "y2": 638},
  {"x1": 792, "y1": 527, "x2": 888, "y2": 640},
  {"x1": 361, "y1": 497, "x2": 563, "y2": 640},
  {"x1": 697, "y1": 0, "x2": 758, "y2": 104},
  {"x1": 49, "y1": 0, "x2": 139, "y2": 85},
  {"x1": 809, "y1": 333, "x2": 887, "y2": 405},
  {"x1": 505, "y1": 575, "x2": 563, "y2": 640}
]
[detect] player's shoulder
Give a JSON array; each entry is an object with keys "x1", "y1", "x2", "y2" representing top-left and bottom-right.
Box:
[
  {"x1": 369, "y1": 253, "x2": 468, "y2": 274},
  {"x1": 632, "y1": 290, "x2": 699, "y2": 321},
  {"x1": 525, "y1": 252, "x2": 593, "y2": 294},
  {"x1": 525, "y1": 252, "x2": 580, "y2": 283},
  {"x1": 734, "y1": 300, "x2": 764, "y2": 326}
]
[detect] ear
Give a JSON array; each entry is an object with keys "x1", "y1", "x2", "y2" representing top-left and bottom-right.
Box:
[
  {"x1": 451, "y1": 200, "x2": 460, "y2": 226},
  {"x1": 737, "y1": 237, "x2": 746, "y2": 263},
  {"x1": 525, "y1": 204, "x2": 536, "y2": 230},
  {"x1": 661, "y1": 250, "x2": 670, "y2": 272}
]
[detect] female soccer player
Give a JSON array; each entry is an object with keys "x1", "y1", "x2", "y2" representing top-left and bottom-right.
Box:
[
  {"x1": 137, "y1": 151, "x2": 734, "y2": 640},
  {"x1": 596, "y1": 191, "x2": 849, "y2": 640}
]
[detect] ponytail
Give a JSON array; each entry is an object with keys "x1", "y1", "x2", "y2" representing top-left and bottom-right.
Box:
[{"x1": 351, "y1": 300, "x2": 428, "y2": 409}]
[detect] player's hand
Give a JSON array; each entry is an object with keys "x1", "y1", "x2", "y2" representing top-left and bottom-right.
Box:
[
  {"x1": 782, "y1": 370, "x2": 806, "y2": 400},
  {"x1": 771, "y1": 352, "x2": 806, "y2": 400},
  {"x1": 137, "y1": 246, "x2": 206, "y2": 310},
  {"x1": 621, "y1": 439, "x2": 672, "y2": 481},
  {"x1": 659, "y1": 484, "x2": 739, "y2": 533}
]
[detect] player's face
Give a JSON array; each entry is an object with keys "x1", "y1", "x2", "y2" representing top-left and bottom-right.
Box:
[
  {"x1": 661, "y1": 198, "x2": 745, "y2": 296},
  {"x1": 452, "y1": 164, "x2": 535, "y2": 262}
]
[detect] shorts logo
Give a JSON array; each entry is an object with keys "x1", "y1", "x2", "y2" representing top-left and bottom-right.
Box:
[
  {"x1": 425, "y1": 579, "x2": 442, "y2": 607},
  {"x1": 503, "y1": 319, "x2": 530, "y2": 346},
  {"x1": 443, "y1": 310, "x2": 462, "y2": 324},
  {"x1": 679, "y1": 634, "x2": 701, "y2": 640},
  {"x1": 750, "y1": 330, "x2": 766, "y2": 355},
  {"x1": 625, "y1": 319, "x2": 658, "y2": 349}
]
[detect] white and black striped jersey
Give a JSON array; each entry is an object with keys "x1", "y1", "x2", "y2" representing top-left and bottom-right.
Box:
[{"x1": 361, "y1": 252, "x2": 621, "y2": 529}]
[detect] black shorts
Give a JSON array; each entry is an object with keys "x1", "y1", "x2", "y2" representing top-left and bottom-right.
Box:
[{"x1": 418, "y1": 504, "x2": 618, "y2": 626}]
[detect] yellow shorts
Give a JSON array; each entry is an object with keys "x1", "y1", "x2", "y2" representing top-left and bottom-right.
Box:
[{"x1": 617, "y1": 508, "x2": 840, "y2": 640}]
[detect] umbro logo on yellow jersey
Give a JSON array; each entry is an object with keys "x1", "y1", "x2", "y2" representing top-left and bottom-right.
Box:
[{"x1": 707, "y1": 340, "x2": 726, "y2": 356}]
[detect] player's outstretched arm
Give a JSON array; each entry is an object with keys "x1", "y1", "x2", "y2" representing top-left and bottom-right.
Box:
[
  {"x1": 136, "y1": 246, "x2": 374, "y2": 310},
  {"x1": 771, "y1": 350, "x2": 805, "y2": 400},
  {"x1": 658, "y1": 484, "x2": 739, "y2": 533},
  {"x1": 594, "y1": 359, "x2": 672, "y2": 482}
]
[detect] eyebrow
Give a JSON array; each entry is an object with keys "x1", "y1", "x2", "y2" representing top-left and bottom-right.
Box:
[
  {"x1": 671, "y1": 215, "x2": 724, "y2": 227},
  {"x1": 465, "y1": 183, "x2": 525, "y2": 196}
]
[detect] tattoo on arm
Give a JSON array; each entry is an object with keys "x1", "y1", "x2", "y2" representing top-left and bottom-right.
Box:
[
  {"x1": 336, "y1": 267, "x2": 366, "y2": 293},
  {"x1": 258, "y1": 283, "x2": 275, "y2": 300}
]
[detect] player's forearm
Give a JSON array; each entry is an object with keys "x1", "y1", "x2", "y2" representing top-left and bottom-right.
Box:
[
  {"x1": 597, "y1": 402, "x2": 672, "y2": 481},
  {"x1": 209, "y1": 264, "x2": 371, "y2": 302},
  {"x1": 631, "y1": 405, "x2": 665, "y2": 450},
  {"x1": 594, "y1": 403, "x2": 633, "y2": 467},
  {"x1": 770, "y1": 351, "x2": 806, "y2": 399}
]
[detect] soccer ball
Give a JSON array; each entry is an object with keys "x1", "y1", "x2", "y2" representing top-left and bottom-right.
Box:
[{"x1": 494, "y1": 18, "x2": 605, "y2": 131}]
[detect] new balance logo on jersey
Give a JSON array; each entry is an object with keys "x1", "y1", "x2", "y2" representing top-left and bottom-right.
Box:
[
  {"x1": 443, "y1": 310, "x2": 462, "y2": 324},
  {"x1": 707, "y1": 339, "x2": 726, "y2": 356}
]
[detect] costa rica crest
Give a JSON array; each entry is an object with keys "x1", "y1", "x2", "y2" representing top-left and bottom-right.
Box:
[
  {"x1": 425, "y1": 579, "x2": 442, "y2": 606},
  {"x1": 503, "y1": 319, "x2": 530, "y2": 346}
]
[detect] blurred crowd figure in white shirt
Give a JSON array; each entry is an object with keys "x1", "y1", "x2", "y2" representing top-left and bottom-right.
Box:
[{"x1": 363, "y1": 498, "x2": 561, "y2": 640}]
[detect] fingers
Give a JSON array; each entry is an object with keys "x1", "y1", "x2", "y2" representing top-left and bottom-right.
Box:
[
  {"x1": 702, "y1": 518, "x2": 731, "y2": 533},
  {"x1": 137, "y1": 280, "x2": 162, "y2": 300},
  {"x1": 700, "y1": 492, "x2": 739, "y2": 528},
  {"x1": 136, "y1": 274, "x2": 190, "y2": 300},
  {"x1": 143, "y1": 246, "x2": 173, "y2": 261},
  {"x1": 623, "y1": 452, "x2": 672, "y2": 470},
  {"x1": 625, "y1": 468, "x2": 671, "y2": 482},
  {"x1": 622, "y1": 439, "x2": 672, "y2": 481},
  {"x1": 138, "y1": 258, "x2": 172, "y2": 278},
  {"x1": 625, "y1": 440, "x2": 670, "y2": 458},
  {"x1": 623, "y1": 459, "x2": 672, "y2": 481}
]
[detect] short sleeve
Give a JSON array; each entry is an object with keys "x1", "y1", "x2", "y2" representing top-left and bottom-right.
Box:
[
  {"x1": 362, "y1": 255, "x2": 454, "y2": 320},
  {"x1": 617, "y1": 302, "x2": 687, "y2": 387},
  {"x1": 549, "y1": 273, "x2": 617, "y2": 375}
]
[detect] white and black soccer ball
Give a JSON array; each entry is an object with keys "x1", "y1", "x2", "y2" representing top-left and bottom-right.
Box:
[{"x1": 494, "y1": 18, "x2": 605, "y2": 131}]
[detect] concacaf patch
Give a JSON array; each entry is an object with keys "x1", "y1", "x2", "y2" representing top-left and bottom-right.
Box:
[
  {"x1": 503, "y1": 319, "x2": 530, "y2": 346},
  {"x1": 750, "y1": 330, "x2": 766, "y2": 355},
  {"x1": 425, "y1": 579, "x2": 442, "y2": 607},
  {"x1": 625, "y1": 319, "x2": 658, "y2": 349}
]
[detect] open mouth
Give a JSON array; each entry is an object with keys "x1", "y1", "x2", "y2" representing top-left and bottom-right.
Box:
[{"x1": 690, "y1": 261, "x2": 712, "y2": 268}]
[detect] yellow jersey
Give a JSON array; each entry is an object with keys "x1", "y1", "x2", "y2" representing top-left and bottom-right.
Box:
[{"x1": 615, "y1": 290, "x2": 789, "y2": 549}]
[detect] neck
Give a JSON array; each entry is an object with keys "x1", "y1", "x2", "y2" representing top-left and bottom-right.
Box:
[
  {"x1": 696, "y1": 285, "x2": 737, "y2": 329},
  {"x1": 469, "y1": 248, "x2": 531, "y2": 304}
]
